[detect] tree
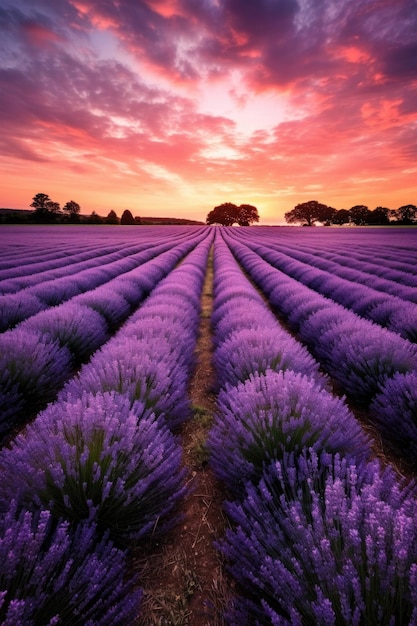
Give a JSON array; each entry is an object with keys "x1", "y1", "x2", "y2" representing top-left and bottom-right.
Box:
[
  {"x1": 367, "y1": 207, "x2": 390, "y2": 225},
  {"x1": 206, "y1": 202, "x2": 259, "y2": 226},
  {"x1": 331, "y1": 209, "x2": 350, "y2": 225},
  {"x1": 349, "y1": 205, "x2": 371, "y2": 226},
  {"x1": 236, "y1": 204, "x2": 260, "y2": 226},
  {"x1": 85, "y1": 211, "x2": 103, "y2": 224},
  {"x1": 120, "y1": 209, "x2": 135, "y2": 225},
  {"x1": 285, "y1": 200, "x2": 336, "y2": 226},
  {"x1": 62, "y1": 200, "x2": 81, "y2": 223},
  {"x1": 396, "y1": 204, "x2": 417, "y2": 224},
  {"x1": 105, "y1": 210, "x2": 119, "y2": 225},
  {"x1": 30, "y1": 193, "x2": 61, "y2": 223}
]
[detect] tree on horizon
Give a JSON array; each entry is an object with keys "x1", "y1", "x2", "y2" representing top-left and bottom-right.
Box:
[
  {"x1": 285, "y1": 201, "x2": 336, "y2": 226},
  {"x1": 120, "y1": 209, "x2": 135, "y2": 225},
  {"x1": 63, "y1": 200, "x2": 81, "y2": 222},
  {"x1": 105, "y1": 210, "x2": 119, "y2": 225},
  {"x1": 206, "y1": 203, "x2": 259, "y2": 226},
  {"x1": 30, "y1": 193, "x2": 61, "y2": 223}
]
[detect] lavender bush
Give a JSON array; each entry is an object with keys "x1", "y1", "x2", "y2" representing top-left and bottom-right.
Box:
[
  {"x1": 72, "y1": 288, "x2": 131, "y2": 328},
  {"x1": 0, "y1": 292, "x2": 46, "y2": 332},
  {"x1": 19, "y1": 303, "x2": 109, "y2": 363},
  {"x1": 320, "y1": 327, "x2": 417, "y2": 405},
  {"x1": 0, "y1": 392, "x2": 187, "y2": 546},
  {"x1": 0, "y1": 329, "x2": 72, "y2": 435},
  {"x1": 59, "y1": 337, "x2": 191, "y2": 428},
  {"x1": 208, "y1": 370, "x2": 372, "y2": 497},
  {"x1": 0, "y1": 502, "x2": 142, "y2": 625},
  {"x1": 214, "y1": 327, "x2": 323, "y2": 388},
  {"x1": 370, "y1": 372, "x2": 417, "y2": 464},
  {"x1": 220, "y1": 456, "x2": 417, "y2": 625}
]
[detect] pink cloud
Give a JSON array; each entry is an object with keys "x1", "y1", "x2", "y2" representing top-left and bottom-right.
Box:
[{"x1": 0, "y1": 0, "x2": 416, "y2": 222}]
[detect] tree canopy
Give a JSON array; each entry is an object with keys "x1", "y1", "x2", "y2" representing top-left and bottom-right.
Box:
[
  {"x1": 206, "y1": 203, "x2": 259, "y2": 226},
  {"x1": 285, "y1": 201, "x2": 336, "y2": 226},
  {"x1": 30, "y1": 193, "x2": 61, "y2": 223},
  {"x1": 284, "y1": 201, "x2": 416, "y2": 226},
  {"x1": 105, "y1": 210, "x2": 119, "y2": 225},
  {"x1": 62, "y1": 200, "x2": 81, "y2": 222},
  {"x1": 120, "y1": 209, "x2": 135, "y2": 225}
]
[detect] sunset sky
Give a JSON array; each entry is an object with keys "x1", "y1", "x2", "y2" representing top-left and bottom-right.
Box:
[{"x1": 1, "y1": 0, "x2": 416, "y2": 224}]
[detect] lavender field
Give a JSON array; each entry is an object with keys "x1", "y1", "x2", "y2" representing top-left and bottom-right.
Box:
[{"x1": 1, "y1": 224, "x2": 417, "y2": 625}]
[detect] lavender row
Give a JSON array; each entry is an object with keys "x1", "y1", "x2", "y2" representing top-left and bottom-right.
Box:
[
  {"x1": 0, "y1": 242, "x2": 150, "y2": 294},
  {"x1": 0, "y1": 240, "x2": 183, "y2": 331},
  {"x1": 0, "y1": 232, "x2": 207, "y2": 438},
  {"x1": 208, "y1": 231, "x2": 371, "y2": 498},
  {"x1": 0, "y1": 235, "x2": 213, "y2": 622},
  {"x1": 268, "y1": 238, "x2": 417, "y2": 297},
  {"x1": 234, "y1": 226, "x2": 417, "y2": 278},
  {"x1": 57, "y1": 230, "x2": 213, "y2": 429},
  {"x1": 0, "y1": 224, "x2": 197, "y2": 272},
  {"x1": 0, "y1": 243, "x2": 123, "y2": 284},
  {"x1": 226, "y1": 230, "x2": 417, "y2": 341},
  {"x1": 208, "y1": 233, "x2": 417, "y2": 624},
  {"x1": 229, "y1": 227, "x2": 417, "y2": 302},
  {"x1": 223, "y1": 234, "x2": 417, "y2": 464},
  {"x1": 0, "y1": 226, "x2": 197, "y2": 289}
]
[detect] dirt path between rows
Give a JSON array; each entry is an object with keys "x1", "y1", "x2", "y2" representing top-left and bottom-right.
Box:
[{"x1": 133, "y1": 250, "x2": 235, "y2": 625}]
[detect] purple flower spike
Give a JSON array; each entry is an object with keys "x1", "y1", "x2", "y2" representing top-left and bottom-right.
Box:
[
  {"x1": 208, "y1": 370, "x2": 371, "y2": 497},
  {"x1": 0, "y1": 392, "x2": 188, "y2": 546},
  {"x1": 20, "y1": 302, "x2": 109, "y2": 362},
  {"x1": 370, "y1": 372, "x2": 417, "y2": 464},
  {"x1": 0, "y1": 329, "x2": 72, "y2": 435},
  {"x1": 219, "y1": 456, "x2": 417, "y2": 625},
  {"x1": 0, "y1": 502, "x2": 142, "y2": 625}
]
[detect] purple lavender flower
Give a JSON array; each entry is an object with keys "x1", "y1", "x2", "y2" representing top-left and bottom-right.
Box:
[
  {"x1": 0, "y1": 329, "x2": 72, "y2": 435},
  {"x1": 212, "y1": 303, "x2": 276, "y2": 347},
  {"x1": 219, "y1": 456, "x2": 417, "y2": 625},
  {"x1": 208, "y1": 370, "x2": 371, "y2": 497},
  {"x1": 214, "y1": 328, "x2": 322, "y2": 389},
  {"x1": 0, "y1": 501, "x2": 142, "y2": 625},
  {"x1": 370, "y1": 372, "x2": 417, "y2": 465},
  {"x1": 0, "y1": 292, "x2": 46, "y2": 332},
  {"x1": 19, "y1": 303, "x2": 109, "y2": 363},
  {"x1": 73, "y1": 288, "x2": 131, "y2": 328},
  {"x1": 323, "y1": 327, "x2": 417, "y2": 405},
  {"x1": 59, "y1": 338, "x2": 191, "y2": 428},
  {"x1": 0, "y1": 391, "x2": 188, "y2": 546}
]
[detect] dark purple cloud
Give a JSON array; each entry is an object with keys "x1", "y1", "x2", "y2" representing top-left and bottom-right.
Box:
[{"x1": 0, "y1": 0, "x2": 416, "y2": 219}]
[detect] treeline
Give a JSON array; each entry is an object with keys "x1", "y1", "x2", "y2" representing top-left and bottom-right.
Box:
[
  {"x1": 285, "y1": 201, "x2": 417, "y2": 226},
  {"x1": 0, "y1": 194, "x2": 203, "y2": 226}
]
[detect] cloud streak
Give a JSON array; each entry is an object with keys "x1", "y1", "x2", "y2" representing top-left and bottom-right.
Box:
[{"x1": 0, "y1": 0, "x2": 416, "y2": 222}]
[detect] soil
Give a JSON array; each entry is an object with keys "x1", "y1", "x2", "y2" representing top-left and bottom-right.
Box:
[{"x1": 132, "y1": 251, "x2": 235, "y2": 625}]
